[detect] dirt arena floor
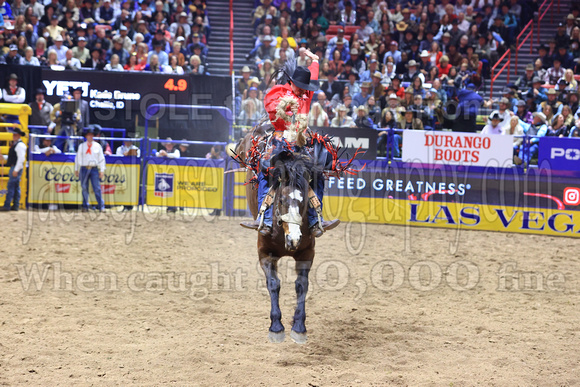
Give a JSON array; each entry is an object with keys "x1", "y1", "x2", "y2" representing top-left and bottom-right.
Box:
[{"x1": 0, "y1": 209, "x2": 579, "y2": 386}]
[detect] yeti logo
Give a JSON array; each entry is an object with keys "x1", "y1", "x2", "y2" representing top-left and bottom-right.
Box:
[{"x1": 154, "y1": 173, "x2": 174, "y2": 197}]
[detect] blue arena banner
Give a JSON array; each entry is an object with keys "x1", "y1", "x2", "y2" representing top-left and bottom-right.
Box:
[{"x1": 538, "y1": 137, "x2": 580, "y2": 171}]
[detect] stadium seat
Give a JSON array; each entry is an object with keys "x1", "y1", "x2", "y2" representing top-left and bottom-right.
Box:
[
  {"x1": 327, "y1": 25, "x2": 341, "y2": 35},
  {"x1": 95, "y1": 24, "x2": 112, "y2": 34},
  {"x1": 344, "y1": 26, "x2": 358, "y2": 35}
]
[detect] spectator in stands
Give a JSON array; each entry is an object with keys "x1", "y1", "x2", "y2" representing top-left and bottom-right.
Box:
[
  {"x1": 49, "y1": 35, "x2": 68, "y2": 62},
  {"x1": 547, "y1": 113, "x2": 569, "y2": 137},
  {"x1": 238, "y1": 98, "x2": 261, "y2": 127},
  {"x1": 104, "y1": 53, "x2": 124, "y2": 71},
  {"x1": 545, "y1": 57, "x2": 566, "y2": 86},
  {"x1": 148, "y1": 42, "x2": 168, "y2": 66},
  {"x1": 515, "y1": 63, "x2": 536, "y2": 92},
  {"x1": 519, "y1": 112, "x2": 547, "y2": 165},
  {"x1": 353, "y1": 82, "x2": 371, "y2": 108},
  {"x1": 320, "y1": 70, "x2": 342, "y2": 100},
  {"x1": 481, "y1": 112, "x2": 503, "y2": 135},
  {"x1": 156, "y1": 138, "x2": 180, "y2": 159},
  {"x1": 331, "y1": 104, "x2": 354, "y2": 127},
  {"x1": 116, "y1": 137, "x2": 140, "y2": 157},
  {"x1": 540, "y1": 89, "x2": 563, "y2": 115},
  {"x1": 555, "y1": 44, "x2": 574, "y2": 69},
  {"x1": 72, "y1": 36, "x2": 90, "y2": 64},
  {"x1": 384, "y1": 41, "x2": 401, "y2": 64},
  {"x1": 186, "y1": 54, "x2": 205, "y2": 75},
  {"x1": 84, "y1": 48, "x2": 106, "y2": 70},
  {"x1": 61, "y1": 48, "x2": 81, "y2": 70},
  {"x1": 515, "y1": 100, "x2": 533, "y2": 124},
  {"x1": 3, "y1": 74, "x2": 25, "y2": 104},
  {"x1": 4, "y1": 44, "x2": 21, "y2": 64},
  {"x1": 398, "y1": 107, "x2": 423, "y2": 130},
  {"x1": 554, "y1": 23, "x2": 569, "y2": 48},
  {"x1": 34, "y1": 137, "x2": 61, "y2": 156},
  {"x1": 309, "y1": 102, "x2": 329, "y2": 127},
  {"x1": 108, "y1": 37, "x2": 130, "y2": 65},
  {"x1": 30, "y1": 88, "x2": 53, "y2": 129}
]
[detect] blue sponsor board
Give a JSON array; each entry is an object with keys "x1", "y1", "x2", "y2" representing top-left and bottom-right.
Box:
[{"x1": 538, "y1": 137, "x2": 580, "y2": 171}]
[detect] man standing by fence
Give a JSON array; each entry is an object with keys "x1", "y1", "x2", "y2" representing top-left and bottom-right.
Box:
[
  {"x1": 75, "y1": 127, "x2": 106, "y2": 212},
  {"x1": 0, "y1": 128, "x2": 27, "y2": 211}
]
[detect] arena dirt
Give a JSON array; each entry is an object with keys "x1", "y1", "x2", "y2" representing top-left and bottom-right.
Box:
[{"x1": 0, "y1": 210, "x2": 578, "y2": 386}]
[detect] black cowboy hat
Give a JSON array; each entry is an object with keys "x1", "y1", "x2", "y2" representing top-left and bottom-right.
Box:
[
  {"x1": 12, "y1": 128, "x2": 26, "y2": 137},
  {"x1": 289, "y1": 66, "x2": 319, "y2": 91}
]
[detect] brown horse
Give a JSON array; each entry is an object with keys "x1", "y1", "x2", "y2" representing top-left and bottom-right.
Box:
[{"x1": 236, "y1": 129, "x2": 316, "y2": 344}]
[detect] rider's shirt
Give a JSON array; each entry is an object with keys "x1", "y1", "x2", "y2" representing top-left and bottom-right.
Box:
[{"x1": 264, "y1": 61, "x2": 319, "y2": 132}]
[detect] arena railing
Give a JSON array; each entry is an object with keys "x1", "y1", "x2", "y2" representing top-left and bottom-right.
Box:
[
  {"x1": 29, "y1": 134, "x2": 144, "y2": 155},
  {"x1": 489, "y1": 49, "x2": 511, "y2": 100},
  {"x1": 143, "y1": 103, "x2": 234, "y2": 157}
]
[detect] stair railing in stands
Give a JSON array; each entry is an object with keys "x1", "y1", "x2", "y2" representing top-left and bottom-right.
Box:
[
  {"x1": 229, "y1": 0, "x2": 234, "y2": 74},
  {"x1": 490, "y1": 49, "x2": 511, "y2": 100},
  {"x1": 514, "y1": 20, "x2": 533, "y2": 76},
  {"x1": 537, "y1": 0, "x2": 554, "y2": 45}
]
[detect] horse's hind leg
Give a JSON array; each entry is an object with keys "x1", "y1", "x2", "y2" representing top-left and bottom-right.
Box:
[
  {"x1": 260, "y1": 255, "x2": 285, "y2": 343},
  {"x1": 291, "y1": 260, "x2": 312, "y2": 344}
]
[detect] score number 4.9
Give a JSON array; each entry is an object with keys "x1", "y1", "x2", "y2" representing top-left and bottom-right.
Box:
[{"x1": 164, "y1": 79, "x2": 188, "y2": 91}]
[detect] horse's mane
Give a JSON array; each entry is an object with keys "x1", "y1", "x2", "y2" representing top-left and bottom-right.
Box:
[{"x1": 270, "y1": 151, "x2": 320, "y2": 194}]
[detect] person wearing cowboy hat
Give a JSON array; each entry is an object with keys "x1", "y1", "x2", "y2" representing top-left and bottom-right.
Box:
[
  {"x1": 0, "y1": 128, "x2": 27, "y2": 211},
  {"x1": 398, "y1": 106, "x2": 424, "y2": 130},
  {"x1": 34, "y1": 136, "x2": 62, "y2": 156},
  {"x1": 29, "y1": 88, "x2": 53, "y2": 129},
  {"x1": 482, "y1": 112, "x2": 504, "y2": 135},
  {"x1": 116, "y1": 134, "x2": 141, "y2": 157},
  {"x1": 2, "y1": 73, "x2": 25, "y2": 104},
  {"x1": 539, "y1": 89, "x2": 563, "y2": 116},
  {"x1": 74, "y1": 127, "x2": 106, "y2": 212},
  {"x1": 518, "y1": 112, "x2": 548, "y2": 165},
  {"x1": 241, "y1": 49, "x2": 339, "y2": 237},
  {"x1": 354, "y1": 105, "x2": 376, "y2": 130},
  {"x1": 515, "y1": 63, "x2": 536, "y2": 91},
  {"x1": 330, "y1": 104, "x2": 355, "y2": 128},
  {"x1": 353, "y1": 81, "x2": 371, "y2": 107},
  {"x1": 487, "y1": 97, "x2": 513, "y2": 131}
]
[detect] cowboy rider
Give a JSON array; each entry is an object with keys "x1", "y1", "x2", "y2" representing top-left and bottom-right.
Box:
[{"x1": 241, "y1": 50, "x2": 340, "y2": 237}]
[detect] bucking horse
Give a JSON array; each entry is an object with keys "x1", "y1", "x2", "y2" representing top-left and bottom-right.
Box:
[{"x1": 234, "y1": 125, "x2": 363, "y2": 344}]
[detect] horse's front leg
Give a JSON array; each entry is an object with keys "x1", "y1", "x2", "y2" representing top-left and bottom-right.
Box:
[
  {"x1": 291, "y1": 259, "x2": 313, "y2": 344},
  {"x1": 260, "y1": 255, "x2": 285, "y2": 343}
]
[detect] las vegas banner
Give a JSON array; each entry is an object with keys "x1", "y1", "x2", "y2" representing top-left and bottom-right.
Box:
[{"x1": 322, "y1": 160, "x2": 580, "y2": 238}]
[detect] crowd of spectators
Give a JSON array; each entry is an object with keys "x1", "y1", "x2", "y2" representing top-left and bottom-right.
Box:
[
  {"x1": 0, "y1": 0, "x2": 210, "y2": 74},
  {"x1": 236, "y1": 0, "x2": 580, "y2": 163}
]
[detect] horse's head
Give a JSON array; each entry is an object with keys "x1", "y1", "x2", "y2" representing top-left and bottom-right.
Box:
[{"x1": 272, "y1": 152, "x2": 312, "y2": 252}]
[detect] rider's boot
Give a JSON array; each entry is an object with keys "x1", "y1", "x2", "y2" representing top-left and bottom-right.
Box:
[
  {"x1": 241, "y1": 219, "x2": 272, "y2": 236},
  {"x1": 309, "y1": 219, "x2": 340, "y2": 238}
]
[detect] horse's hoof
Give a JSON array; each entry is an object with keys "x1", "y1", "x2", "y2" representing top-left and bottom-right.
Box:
[
  {"x1": 290, "y1": 330, "x2": 307, "y2": 344},
  {"x1": 268, "y1": 330, "x2": 285, "y2": 343}
]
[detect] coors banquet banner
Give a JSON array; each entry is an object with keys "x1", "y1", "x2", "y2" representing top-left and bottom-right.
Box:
[
  {"x1": 402, "y1": 130, "x2": 514, "y2": 167},
  {"x1": 28, "y1": 153, "x2": 140, "y2": 206}
]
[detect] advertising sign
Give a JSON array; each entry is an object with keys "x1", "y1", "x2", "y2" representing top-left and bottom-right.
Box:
[
  {"x1": 538, "y1": 137, "x2": 580, "y2": 171},
  {"x1": 311, "y1": 126, "x2": 378, "y2": 159},
  {"x1": 145, "y1": 158, "x2": 224, "y2": 209},
  {"x1": 402, "y1": 130, "x2": 513, "y2": 167},
  {"x1": 28, "y1": 153, "x2": 140, "y2": 205},
  {"x1": 322, "y1": 161, "x2": 580, "y2": 238}
]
